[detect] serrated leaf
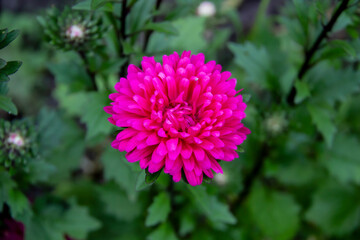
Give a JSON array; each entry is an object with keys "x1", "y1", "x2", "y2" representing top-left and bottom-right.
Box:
[
  {"x1": 80, "y1": 92, "x2": 113, "y2": 139},
  {"x1": 147, "y1": 223, "x2": 178, "y2": 240},
  {"x1": 321, "y1": 134, "x2": 360, "y2": 185},
  {"x1": 308, "y1": 104, "x2": 336, "y2": 147},
  {"x1": 144, "y1": 22, "x2": 179, "y2": 35},
  {"x1": 228, "y1": 42, "x2": 273, "y2": 89},
  {"x1": 54, "y1": 201, "x2": 101, "y2": 239},
  {"x1": 305, "y1": 181, "x2": 360, "y2": 236},
  {"x1": 247, "y1": 184, "x2": 300, "y2": 240},
  {"x1": 0, "y1": 29, "x2": 19, "y2": 49},
  {"x1": 188, "y1": 186, "x2": 236, "y2": 226},
  {"x1": 46, "y1": 122, "x2": 85, "y2": 183},
  {"x1": 294, "y1": 80, "x2": 310, "y2": 104},
  {"x1": 27, "y1": 160, "x2": 57, "y2": 184},
  {"x1": 7, "y1": 189, "x2": 31, "y2": 219},
  {"x1": 317, "y1": 40, "x2": 357, "y2": 61},
  {"x1": 308, "y1": 65, "x2": 360, "y2": 105},
  {"x1": 145, "y1": 192, "x2": 171, "y2": 227},
  {"x1": 48, "y1": 61, "x2": 91, "y2": 90},
  {"x1": 101, "y1": 147, "x2": 138, "y2": 198},
  {"x1": 0, "y1": 95, "x2": 17, "y2": 115},
  {"x1": 97, "y1": 182, "x2": 141, "y2": 221}
]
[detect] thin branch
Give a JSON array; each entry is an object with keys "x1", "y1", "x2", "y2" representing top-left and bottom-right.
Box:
[
  {"x1": 286, "y1": 0, "x2": 351, "y2": 105},
  {"x1": 120, "y1": 0, "x2": 127, "y2": 39}
]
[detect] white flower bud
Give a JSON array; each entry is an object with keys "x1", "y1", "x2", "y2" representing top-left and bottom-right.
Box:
[
  {"x1": 215, "y1": 173, "x2": 228, "y2": 185},
  {"x1": 66, "y1": 25, "x2": 85, "y2": 39},
  {"x1": 7, "y1": 132, "x2": 25, "y2": 147},
  {"x1": 197, "y1": 1, "x2": 216, "y2": 17}
]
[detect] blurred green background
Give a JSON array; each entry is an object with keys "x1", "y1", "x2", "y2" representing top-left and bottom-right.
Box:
[{"x1": 1, "y1": 0, "x2": 360, "y2": 240}]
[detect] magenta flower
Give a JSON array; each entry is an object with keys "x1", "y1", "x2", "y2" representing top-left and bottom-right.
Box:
[{"x1": 104, "y1": 51, "x2": 250, "y2": 186}]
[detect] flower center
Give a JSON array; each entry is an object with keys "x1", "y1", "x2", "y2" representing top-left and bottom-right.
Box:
[
  {"x1": 163, "y1": 103, "x2": 196, "y2": 131},
  {"x1": 7, "y1": 132, "x2": 25, "y2": 148},
  {"x1": 66, "y1": 25, "x2": 85, "y2": 39}
]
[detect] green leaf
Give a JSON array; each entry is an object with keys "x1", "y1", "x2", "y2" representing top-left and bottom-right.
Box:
[
  {"x1": 147, "y1": 17, "x2": 206, "y2": 53},
  {"x1": 7, "y1": 189, "x2": 31, "y2": 219},
  {"x1": 27, "y1": 160, "x2": 57, "y2": 184},
  {"x1": 145, "y1": 192, "x2": 171, "y2": 227},
  {"x1": 309, "y1": 66, "x2": 360, "y2": 105},
  {"x1": 80, "y1": 92, "x2": 113, "y2": 139},
  {"x1": 317, "y1": 40, "x2": 357, "y2": 61},
  {"x1": 308, "y1": 104, "x2": 337, "y2": 147},
  {"x1": 188, "y1": 186, "x2": 236, "y2": 226},
  {"x1": 135, "y1": 171, "x2": 150, "y2": 191},
  {"x1": 144, "y1": 22, "x2": 179, "y2": 35},
  {"x1": 126, "y1": 0, "x2": 156, "y2": 35},
  {"x1": 0, "y1": 29, "x2": 20, "y2": 49},
  {"x1": 122, "y1": 40, "x2": 137, "y2": 55},
  {"x1": 228, "y1": 42, "x2": 273, "y2": 89},
  {"x1": 0, "y1": 171, "x2": 31, "y2": 219},
  {"x1": 91, "y1": 0, "x2": 119, "y2": 10},
  {"x1": 36, "y1": 108, "x2": 66, "y2": 157},
  {"x1": 294, "y1": 80, "x2": 310, "y2": 104},
  {"x1": 46, "y1": 121, "x2": 85, "y2": 183},
  {"x1": 97, "y1": 182, "x2": 141, "y2": 221},
  {"x1": 273, "y1": 160, "x2": 317, "y2": 186},
  {"x1": 0, "y1": 95, "x2": 17, "y2": 115},
  {"x1": 0, "y1": 29, "x2": 8, "y2": 43},
  {"x1": 305, "y1": 181, "x2": 360, "y2": 236},
  {"x1": 101, "y1": 147, "x2": 138, "y2": 199},
  {"x1": 321, "y1": 134, "x2": 360, "y2": 185},
  {"x1": 72, "y1": 0, "x2": 92, "y2": 10},
  {"x1": 48, "y1": 61, "x2": 91, "y2": 90},
  {"x1": 147, "y1": 223, "x2": 178, "y2": 240},
  {"x1": 247, "y1": 184, "x2": 300, "y2": 240},
  {"x1": 0, "y1": 73, "x2": 9, "y2": 82},
  {"x1": 0, "y1": 58, "x2": 6, "y2": 69},
  {"x1": 145, "y1": 168, "x2": 162, "y2": 185},
  {"x1": 179, "y1": 211, "x2": 195, "y2": 236},
  {"x1": 54, "y1": 201, "x2": 101, "y2": 239},
  {"x1": 54, "y1": 86, "x2": 87, "y2": 116},
  {"x1": 0, "y1": 61, "x2": 22, "y2": 76}
]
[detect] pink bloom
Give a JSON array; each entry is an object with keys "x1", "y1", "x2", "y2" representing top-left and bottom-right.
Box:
[{"x1": 104, "y1": 51, "x2": 250, "y2": 186}]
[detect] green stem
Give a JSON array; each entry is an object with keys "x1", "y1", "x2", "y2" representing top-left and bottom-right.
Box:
[{"x1": 286, "y1": 0, "x2": 350, "y2": 105}]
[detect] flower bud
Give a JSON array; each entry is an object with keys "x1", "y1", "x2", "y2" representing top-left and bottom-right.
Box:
[
  {"x1": 39, "y1": 7, "x2": 106, "y2": 51},
  {"x1": 0, "y1": 119, "x2": 38, "y2": 170},
  {"x1": 265, "y1": 113, "x2": 287, "y2": 135},
  {"x1": 197, "y1": 1, "x2": 216, "y2": 17},
  {"x1": 215, "y1": 173, "x2": 228, "y2": 186}
]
